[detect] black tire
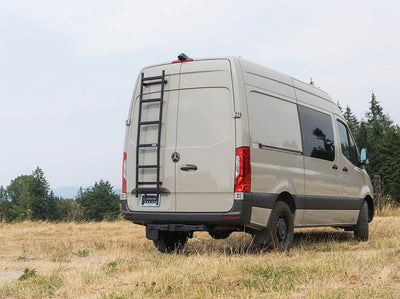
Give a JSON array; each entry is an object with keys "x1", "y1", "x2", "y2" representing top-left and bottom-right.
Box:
[
  {"x1": 208, "y1": 230, "x2": 233, "y2": 240},
  {"x1": 267, "y1": 201, "x2": 294, "y2": 251},
  {"x1": 153, "y1": 231, "x2": 188, "y2": 253},
  {"x1": 354, "y1": 201, "x2": 369, "y2": 241}
]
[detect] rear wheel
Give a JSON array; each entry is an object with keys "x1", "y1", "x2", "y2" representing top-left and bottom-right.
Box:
[
  {"x1": 153, "y1": 231, "x2": 189, "y2": 253},
  {"x1": 354, "y1": 201, "x2": 369, "y2": 241},
  {"x1": 267, "y1": 201, "x2": 294, "y2": 251}
]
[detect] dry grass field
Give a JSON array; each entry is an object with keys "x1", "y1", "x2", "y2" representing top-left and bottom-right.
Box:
[{"x1": 1, "y1": 211, "x2": 399, "y2": 298}]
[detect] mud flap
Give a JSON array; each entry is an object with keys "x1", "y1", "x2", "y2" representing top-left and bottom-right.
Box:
[
  {"x1": 146, "y1": 226, "x2": 159, "y2": 240},
  {"x1": 253, "y1": 227, "x2": 272, "y2": 246}
]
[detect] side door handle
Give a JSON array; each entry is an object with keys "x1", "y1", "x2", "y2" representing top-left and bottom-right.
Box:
[
  {"x1": 343, "y1": 167, "x2": 348, "y2": 172},
  {"x1": 332, "y1": 164, "x2": 338, "y2": 170},
  {"x1": 180, "y1": 164, "x2": 198, "y2": 171}
]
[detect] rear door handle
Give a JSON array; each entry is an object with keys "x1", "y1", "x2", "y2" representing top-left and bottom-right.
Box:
[
  {"x1": 332, "y1": 164, "x2": 338, "y2": 170},
  {"x1": 343, "y1": 167, "x2": 348, "y2": 172},
  {"x1": 180, "y1": 164, "x2": 198, "y2": 171}
]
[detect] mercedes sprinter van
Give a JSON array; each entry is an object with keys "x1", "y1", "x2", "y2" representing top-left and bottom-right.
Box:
[{"x1": 121, "y1": 54, "x2": 374, "y2": 252}]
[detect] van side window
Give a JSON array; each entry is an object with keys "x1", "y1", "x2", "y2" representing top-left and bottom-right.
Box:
[
  {"x1": 349, "y1": 133, "x2": 360, "y2": 166},
  {"x1": 298, "y1": 105, "x2": 335, "y2": 161},
  {"x1": 337, "y1": 121, "x2": 351, "y2": 160},
  {"x1": 337, "y1": 120, "x2": 360, "y2": 166}
]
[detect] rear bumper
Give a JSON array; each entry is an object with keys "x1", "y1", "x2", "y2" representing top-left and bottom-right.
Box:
[{"x1": 120, "y1": 197, "x2": 252, "y2": 226}]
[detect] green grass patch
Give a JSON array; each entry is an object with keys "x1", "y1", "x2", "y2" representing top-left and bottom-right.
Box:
[
  {"x1": 19, "y1": 268, "x2": 37, "y2": 281},
  {"x1": 75, "y1": 248, "x2": 90, "y2": 257}
]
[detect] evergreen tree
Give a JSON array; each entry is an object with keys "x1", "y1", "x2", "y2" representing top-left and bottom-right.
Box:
[
  {"x1": 365, "y1": 92, "x2": 392, "y2": 140},
  {"x1": 355, "y1": 121, "x2": 369, "y2": 151},
  {"x1": 366, "y1": 92, "x2": 390, "y2": 123},
  {"x1": 343, "y1": 105, "x2": 359, "y2": 137},
  {"x1": 378, "y1": 125, "x2": 400, "y2": 201},
  {"x1": 30, "y1": 167, "x2": 57, "y2": 220},
  {"x1": 6, "y1": 175, "x2": 35, "y2": 221},
  {"x1": 76, "y1": 180, "x2": 120, "y2": 221},
  {"x1": 0, "y1": 186, "x2": 7, "y2": 202},
  {"x1": 45, "y1": 190, "x2": 59, "y2": 221},
  {"x1": 0, "y1": 186, "x2": 9, "y2": 222},
  {"x1": 351, "y1": 91, "x2": 400, "y2": 203},
  {"x1": 4, "y1": 168, "x2": 59, "y2": 221},
  {"x1": 57, "y1": 198, "x2": 83, "y2": 221},
  {"x1": 359, "y1": 93, "x2": 391, "y2": 185}
]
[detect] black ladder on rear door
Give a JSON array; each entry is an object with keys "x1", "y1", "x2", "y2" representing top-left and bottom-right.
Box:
[{"x1": 135, "y1": 70, "x2": 167, "y2": 197}]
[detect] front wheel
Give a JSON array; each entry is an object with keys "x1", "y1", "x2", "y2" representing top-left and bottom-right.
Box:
[
  {"x1": 153, "y1": 231, "x2": 189, "y2": 253},
  {"x1": 353, "y1": 201, "x2": 369, "y2": 241},
  {"x1": 267, "y1": 201, "x2": 294, "y2": 251}
]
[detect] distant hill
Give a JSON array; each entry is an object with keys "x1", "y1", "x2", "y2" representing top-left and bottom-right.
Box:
[{"x1": 53, "y1": 186, "x2": 122, "y2": 199}]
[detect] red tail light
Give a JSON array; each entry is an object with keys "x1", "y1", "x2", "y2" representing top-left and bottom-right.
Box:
[
  {"x1": 234, "y1": 147, "x2": 251, "y2": 192},
  {"x1": 122, "y1": 152, "x2": 127, "y2": 193}
]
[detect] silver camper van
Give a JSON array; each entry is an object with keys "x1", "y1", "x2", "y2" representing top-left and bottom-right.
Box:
[{"x1": 121, "y1": 54, "x2": 374, "y2": 252}]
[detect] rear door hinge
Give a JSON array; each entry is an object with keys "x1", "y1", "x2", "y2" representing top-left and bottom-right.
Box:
[
  {"x1": 233, "y1": 111, "x2": 242, "y2": 119},
  {"x1": 125, "y1": 119, "x2": 131, "y2": 126}
]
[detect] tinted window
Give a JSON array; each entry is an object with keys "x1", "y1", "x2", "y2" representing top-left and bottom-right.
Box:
[
  {"x1": 349, "y1": 131, "x2": 360, "y2": 166},
  {"x1": 298, "y1": 105, "x2": 335, "y2": 161},
  {"x1": 337, "y1": 121, "x2": 350, "y2": 160},
  {"x1": 337, "y1": 120, "x2": 360, "y2": 166}
]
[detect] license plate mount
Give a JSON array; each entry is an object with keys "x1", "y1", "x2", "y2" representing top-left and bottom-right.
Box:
[{"x1": 140, "y1": 194, "x2": 160, "y2": 207}]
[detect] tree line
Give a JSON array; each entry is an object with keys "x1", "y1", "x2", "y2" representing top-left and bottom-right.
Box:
[
  {"x1": 0, "y1": 167, "x2": 120, "y2": 222},
  {"x1": 1, "y1": 91, "x2": 399, "y2": 222},
  {"x1": 340, "y1": 92, "x2": 400, "y2": 204}
]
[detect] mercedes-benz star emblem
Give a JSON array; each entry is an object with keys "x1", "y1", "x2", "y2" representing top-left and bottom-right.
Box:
[{"x1": 171, "y1": 152, "x2": 180, "y2": 163}]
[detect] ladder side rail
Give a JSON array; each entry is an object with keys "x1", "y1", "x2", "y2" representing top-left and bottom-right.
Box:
[
  {"x1": 135, "y1": 72, "x2": 145, "y2": 196},
  {"x1": 156, "y1": 70, "x2": 166, "y2": 196}
]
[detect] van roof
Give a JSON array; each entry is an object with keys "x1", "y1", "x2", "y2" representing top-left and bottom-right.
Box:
[
  {"x1": 143, "y1": 56, "x2": 336, "y2": 106},
  {"x1": 234, "y1": 57, "x2": 335, "y2": 104}
]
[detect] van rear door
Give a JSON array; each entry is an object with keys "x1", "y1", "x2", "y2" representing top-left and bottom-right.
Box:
[
  {"x1": 126, "y1": 63, "x2": 180, "y2": 212},
  {"x1": 175, "y1": 59, "x2": 236, "y2": 212}
]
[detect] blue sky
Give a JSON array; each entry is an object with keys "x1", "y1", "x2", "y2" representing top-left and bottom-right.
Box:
[{"x1": 1, "y1": 0, "x2": 400, "y2": 189}]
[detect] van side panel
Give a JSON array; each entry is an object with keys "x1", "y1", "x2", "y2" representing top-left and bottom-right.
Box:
[
  {"x1": 239, "y1": 62, "x2": 306, "y2": 227},
  {"x1": 247, "y1": 91, "x2": 302, "y2": 152}
]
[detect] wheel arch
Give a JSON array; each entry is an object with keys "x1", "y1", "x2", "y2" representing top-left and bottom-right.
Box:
[
  {"x1": 364, "y1": 194, "x2": 374, "y2": 222},
  {"x1": 276, "y1": 191, "x2": 296, "y2": 214}
]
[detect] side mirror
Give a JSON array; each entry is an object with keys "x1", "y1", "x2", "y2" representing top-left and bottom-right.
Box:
[{"x1": 360, "y1": 148, "x2": 369, "y2": 165}]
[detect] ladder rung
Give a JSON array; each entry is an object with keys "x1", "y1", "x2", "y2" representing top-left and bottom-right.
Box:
[
  {"x1": 139, "y1": 121, "x2": 160, "y2": 126},
  {"x1": 138, "y1": 181, "x2": 162, "y2": 185},
  {"x1": 138, "y1": 143, "x2": 158, "y2": 148},
  {"x1": 137, "y1": 165, "x2": 158, "y2": 169},
  {"x1": 143, "y1": 80, "x2": 167, "y2": 87},
  {"x1": 141, "y1": 98, "x2": 161, "y2": 103},
  {"x1": 143, "y1": 75, "x2": 163, "y2": 81}
]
